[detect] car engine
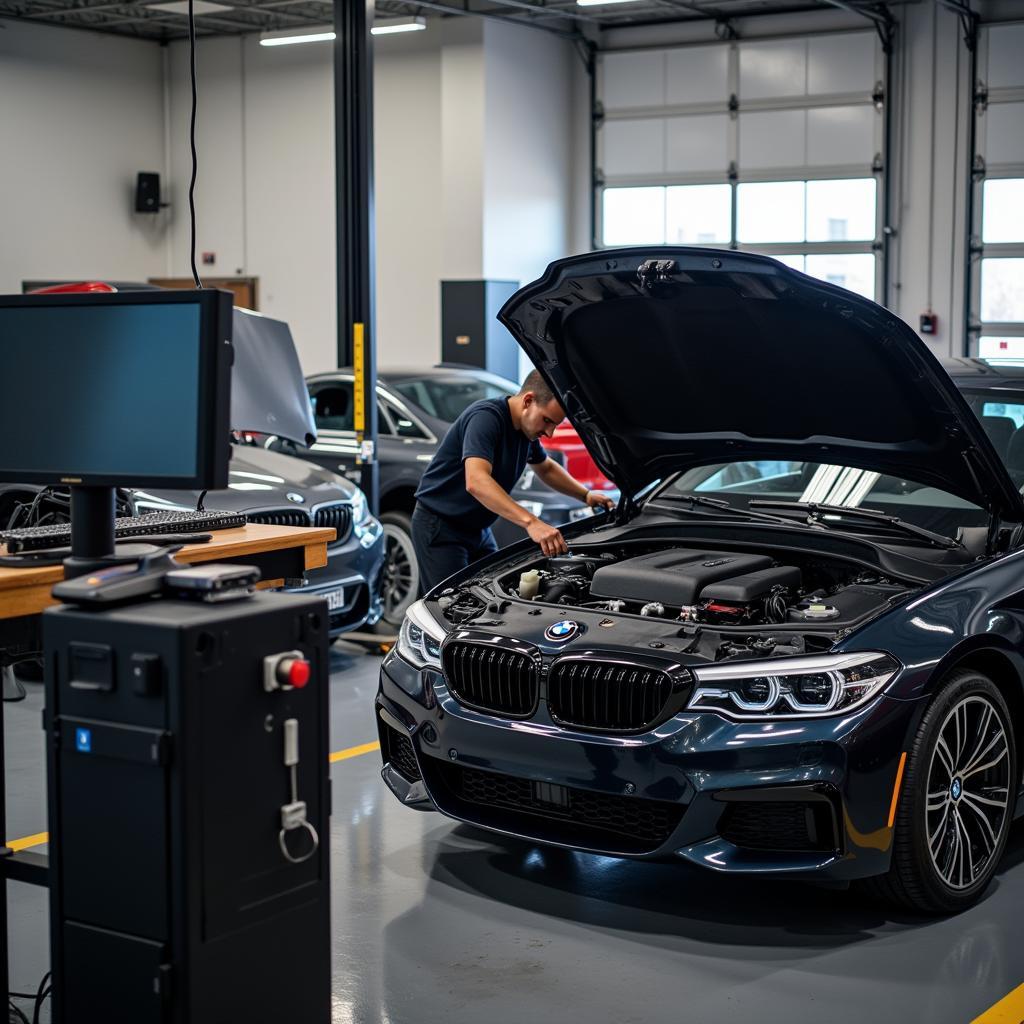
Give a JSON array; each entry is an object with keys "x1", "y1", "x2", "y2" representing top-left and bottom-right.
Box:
[{"x1": 491, "y1": 547, "x2": 908, "y2": 630}]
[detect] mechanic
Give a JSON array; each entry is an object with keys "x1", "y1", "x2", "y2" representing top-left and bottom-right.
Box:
[{"x1": 411, "y1": 370, "x2": 614, "y2": 594}]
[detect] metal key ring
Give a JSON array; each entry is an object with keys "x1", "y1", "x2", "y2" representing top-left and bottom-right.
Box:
[{"x1": 278, "y1": 820, "x2": 319, "y2": 865}]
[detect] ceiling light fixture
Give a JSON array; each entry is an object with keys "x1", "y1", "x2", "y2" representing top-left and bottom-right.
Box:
[
  {"x1": 259, "y1": 25, "x2": 334, "y2": 46},
  {"x1": 260, "y1": 15, "x2": 426, "y2": 45},
  {"x1": 371, "y1": 16, "x2": 426, "y2": 34},
  {"x1": 576, "y1": 0, "x2": 643, "y2": 5}
]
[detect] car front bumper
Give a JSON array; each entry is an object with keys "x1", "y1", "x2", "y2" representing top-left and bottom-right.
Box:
[
  {"x1": 375, "y1": 650, "x2": 922, "y2": 881},
  {"x1": 288, "y1": 517, "x2": 385, "y2": 636}
]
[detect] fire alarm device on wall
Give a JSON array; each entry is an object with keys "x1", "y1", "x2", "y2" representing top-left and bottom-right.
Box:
[
  {"x1": 202, "y1": 252, "x2": 216, "y2": 266},
  {"x1": 920, "y1": 311, "x2": 938, "y2": 335}
]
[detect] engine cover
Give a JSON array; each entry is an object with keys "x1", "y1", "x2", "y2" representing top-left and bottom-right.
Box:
[{"x1": 590, "y1": 549, "x2": 774, "y2": 606}]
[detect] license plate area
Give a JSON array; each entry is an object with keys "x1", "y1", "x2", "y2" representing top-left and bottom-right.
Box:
[{"x1": 325, "y1": 588, "x2": 346, "y2": 611}]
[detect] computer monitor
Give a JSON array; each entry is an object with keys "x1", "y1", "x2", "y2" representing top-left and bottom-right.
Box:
[{"x1": 0, "y1": 289, "x2": 233, "y2": 489}]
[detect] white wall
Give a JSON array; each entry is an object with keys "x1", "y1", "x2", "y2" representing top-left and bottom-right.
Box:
[
  {"x1": 168, "y1": 35, "x2": 337, "y2": 374},
  {"x1": 483, "y1": 20, "x2": 574, "y2": 288},
  {"x1": 375, "y1": 29, "x2": 443, "y2": 368},
  {"x1": 439, "y1": 18, "x2": 486, "y2": 283},
  {"x1": 0, "y1": 19, "x2": 167, "y2": 292}
]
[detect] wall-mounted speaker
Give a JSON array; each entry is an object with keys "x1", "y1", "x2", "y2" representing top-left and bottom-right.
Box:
[{"x1": 135, "y1": 172, "x2": 160, "y2": 214}]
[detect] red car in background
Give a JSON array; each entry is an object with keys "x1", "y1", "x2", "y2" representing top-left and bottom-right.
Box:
[{"x1": 542, "y1": 421, "x2": 614, "y2": 491}]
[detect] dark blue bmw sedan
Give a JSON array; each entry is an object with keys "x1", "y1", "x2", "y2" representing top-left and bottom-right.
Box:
[{"x1": 375, "y1": 248, "x2": 1024, "y2": 914}]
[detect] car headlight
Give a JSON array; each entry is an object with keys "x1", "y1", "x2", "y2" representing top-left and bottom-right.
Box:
[
  {"x1": 396, "y1": 599, "x2": 445, "y2": 669},
  {"x1": 688, "y1": 651, "x2": 899, "y2": 719},
  {"x1": 350, "y1": 489, "x2": 369, "y2": 525}
]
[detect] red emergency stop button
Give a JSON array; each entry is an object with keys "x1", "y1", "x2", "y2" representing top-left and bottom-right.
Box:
[{"x1": 278, "y1": 657, "x2": 311, "y2": 690}]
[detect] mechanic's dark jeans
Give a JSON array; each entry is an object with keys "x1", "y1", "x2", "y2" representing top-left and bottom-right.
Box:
[{"x1": 412, "y1": 504, "x2": 498, "y2": 595}]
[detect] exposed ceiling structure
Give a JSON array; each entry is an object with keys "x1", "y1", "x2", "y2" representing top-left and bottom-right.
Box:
[
  {"x1": 0, "y1": 0, "x2": 901, "y2": 45},
  {"x1": 0, "y1": 0, "x2": 903, "y2": 44}
]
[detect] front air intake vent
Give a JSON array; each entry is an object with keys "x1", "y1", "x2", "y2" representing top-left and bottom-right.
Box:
[
  {"x1": 442, "y1": 641, "x2": 539, "y2": 718},
  {"x1": 246, "y1": 509, "x2": 311, "y2": 528},
  {"x1": 314, "y1": 502, "x2": 352, "y2": 543},
  {"x1": 547, "y1": 658, "x2": 689, "y2": 732}
]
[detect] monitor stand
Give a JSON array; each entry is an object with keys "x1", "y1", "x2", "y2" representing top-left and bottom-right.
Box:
[{"x1": 62, "y1": 486, "x2": 158, "y2": 580}]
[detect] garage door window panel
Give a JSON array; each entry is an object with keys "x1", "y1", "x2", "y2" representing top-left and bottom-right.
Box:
[
  {"x1": 737, "y1": 182, "x2": 805, "y2": 243},
  {"x1": 666, "y1": 185, "x2": 731, "y2": 244},
  {"x1": 602, "y1": 187, "x2": 666, "y2": 246}
]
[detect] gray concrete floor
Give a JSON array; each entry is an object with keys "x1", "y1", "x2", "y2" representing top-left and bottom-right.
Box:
[{"x1": 5, "y1": 645, "x2": 1024, "y2": 1023}]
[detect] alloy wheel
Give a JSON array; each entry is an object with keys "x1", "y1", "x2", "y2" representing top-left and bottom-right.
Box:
[
  {"x1": 381, "y1": 520, "x2": 418, "y2": 624},
  {"x1": 925, "y1": 694, "x2": 1012, "y2": 891}
]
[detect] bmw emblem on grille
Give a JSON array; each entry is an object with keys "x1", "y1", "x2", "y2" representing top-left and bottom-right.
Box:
[
  {"x1": 286, "y1": 492, "x2": 305, "y2": 503},
  {"x1": 545, "y1": 620, "x2": 579, "y2": 643}
]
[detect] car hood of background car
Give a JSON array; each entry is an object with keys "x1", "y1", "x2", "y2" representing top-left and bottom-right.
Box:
[
  {"x1": 135, "y1": 444, "x2": 358, "y2": 513},
  {"x1": 231, "y1": 308, "x2": 317, "y2": 447},
  {"x1": 498, "y1": 247, "x2": 1024, "y2": 521}
]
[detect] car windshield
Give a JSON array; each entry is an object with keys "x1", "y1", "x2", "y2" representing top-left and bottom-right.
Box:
[
  {"x1": 390, "y1": 374, "x2": 515, "y2": 423},
  {"x1": 658, "y1": 461, "x2": 988, "y2": 540}
]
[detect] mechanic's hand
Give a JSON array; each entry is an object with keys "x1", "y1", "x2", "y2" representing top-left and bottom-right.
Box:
[
  {"x1": 586, "y1": 490, "x2": 615, "y2": 512},
  {"x1": 527, "y1": 519, "x2": 568, "y2": 556}
]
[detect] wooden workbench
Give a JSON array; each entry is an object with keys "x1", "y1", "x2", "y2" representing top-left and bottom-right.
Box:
[{"x1": 0, "y1": 522, "x2": 336, "y2": 621}]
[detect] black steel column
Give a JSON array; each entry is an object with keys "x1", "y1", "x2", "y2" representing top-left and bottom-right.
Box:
[{"x1": 334, "y1": 0, "x2": 379, "y2": 512}]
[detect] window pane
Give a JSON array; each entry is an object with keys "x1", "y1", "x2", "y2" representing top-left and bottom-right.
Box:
[
  {"x1": 982, "y1": 400, "x2": 1024, "y2": 428},
  {"x1": 981, "y1": 258, "x2": 1024, "y2": 322},
  {"x1": 602, "y1": 187, "x2": 665, "y2": 245},
  {"x1": 980, "y1": 336, "x2": 1024, "y2": 361},
  {"x1": 806, "y1": 178, "x2": 876, "y2": 242},
  {"x1": 773, "y1": 254, "x2": 806, "y2": 272},
  {"x1": 310, "y1": 384, "x2": 353, "y2": 431},
  {"x1": 982, "y1": 179, "x2": 1024, "y2": 243},
  {"x1": 804, "y1": 253, "x2": 876, "y2": 300},
  {"x1": 665, "y1": 184, "x2": 731, "y2": 244},
  {"x1": 737, "y1": 181, "x2": 805, "y2": 242}
]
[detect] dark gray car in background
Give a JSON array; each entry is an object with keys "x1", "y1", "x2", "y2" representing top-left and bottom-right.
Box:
[
  {"x1": 268, "y1": 366, "x2": 598, "y2": 626},
  {"x1": 134, "y1": 442, "x2": 385, "y2": 637}
]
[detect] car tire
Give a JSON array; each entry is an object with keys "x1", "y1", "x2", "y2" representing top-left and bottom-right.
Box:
[
  {"x1": 379, "y1": 510, "x2": 419, "y2": 627},
  {"x1": 865, "y1": 669, "x2": 1016, "y2": 914}
]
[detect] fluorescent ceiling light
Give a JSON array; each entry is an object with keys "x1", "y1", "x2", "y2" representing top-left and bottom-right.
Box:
[
  {"x1": 260, "y1": 25, "x2": 334, "y2": 46},
  {"x1": 148, "y1": 0, "x2": 233, "y2": 13},
  {"x1": 371, "y1": 16, "x2": 426, "y2": 34},
  {"x1": 576, "y1": 0, "x2": 642, "y2": 5}
]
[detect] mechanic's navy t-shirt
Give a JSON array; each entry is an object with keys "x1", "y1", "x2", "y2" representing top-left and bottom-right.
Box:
[{"x1": 415, "y1": 397, "x2": 546, "y2": 532}]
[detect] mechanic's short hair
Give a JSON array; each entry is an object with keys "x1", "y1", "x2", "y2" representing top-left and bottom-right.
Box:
[{"x1": 519, "y1": 370, "x2": 555, "y2": 406}]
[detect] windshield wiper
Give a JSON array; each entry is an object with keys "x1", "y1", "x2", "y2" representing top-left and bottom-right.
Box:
[
  {"x1": 748, "y1": 500, "x2": 963, "y2": 550},
  {"x1": 654, "y1": 494, "x2": 799, "y2": 527}
]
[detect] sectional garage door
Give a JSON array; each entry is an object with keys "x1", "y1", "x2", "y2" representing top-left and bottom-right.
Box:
[
  {"x1": 971, "y1": 22, "x2": 1024, "y2": 360},
  {"x1": 596, "y1": 30, "x2": 886, "y2": 301}
]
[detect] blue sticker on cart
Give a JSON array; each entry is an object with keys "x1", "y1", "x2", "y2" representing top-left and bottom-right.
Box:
[{"x1": 75, "y1": 728, "x2": 92, "y2": 753}]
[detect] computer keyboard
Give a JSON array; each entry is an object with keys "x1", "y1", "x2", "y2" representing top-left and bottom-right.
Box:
[{"x1": 1, "y1": 509, "x2": 249, "y2": 554}]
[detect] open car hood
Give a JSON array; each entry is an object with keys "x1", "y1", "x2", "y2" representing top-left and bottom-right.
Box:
[
  {"x1": 231, "y1": 308, "x2": 316, "y2": 447},
  {"x1": 498, "y1": 248, "x2": 1024, "y2": 521}
]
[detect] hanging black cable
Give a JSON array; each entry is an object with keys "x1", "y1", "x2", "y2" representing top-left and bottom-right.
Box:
[{"x1": 188, "y1": 0, "x2": 203, "y2": 288}]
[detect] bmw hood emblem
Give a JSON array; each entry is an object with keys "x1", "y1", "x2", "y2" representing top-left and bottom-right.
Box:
[
  {"x1": 545, "y1": 620, "x2": 580, "y2": 643},
  {"x1": 286, "y1": 492, "x2": 305, "y2": 504}
]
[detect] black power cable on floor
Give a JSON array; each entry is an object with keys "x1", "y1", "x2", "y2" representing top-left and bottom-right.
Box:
[
  {"x1": 8, "y1": 970, "x2": 50, "y2": 1024},
  {"x1": 188, "y1": 0, "x2": 203, "y2": 289}
]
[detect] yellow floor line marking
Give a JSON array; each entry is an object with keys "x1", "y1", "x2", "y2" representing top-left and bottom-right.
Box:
[
  {"x1": 329, "y1": 740, "x2": 380, "y2": 763},
  {"x1": 6, "y1": 740, "x2": 382, "y2": 853},
  {"x1": 970, "y1": 983, "x2": 1024, "y2": 1024},
  {"x1": 7, "y1": 832, "x2": 48, "y2": 852}
]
